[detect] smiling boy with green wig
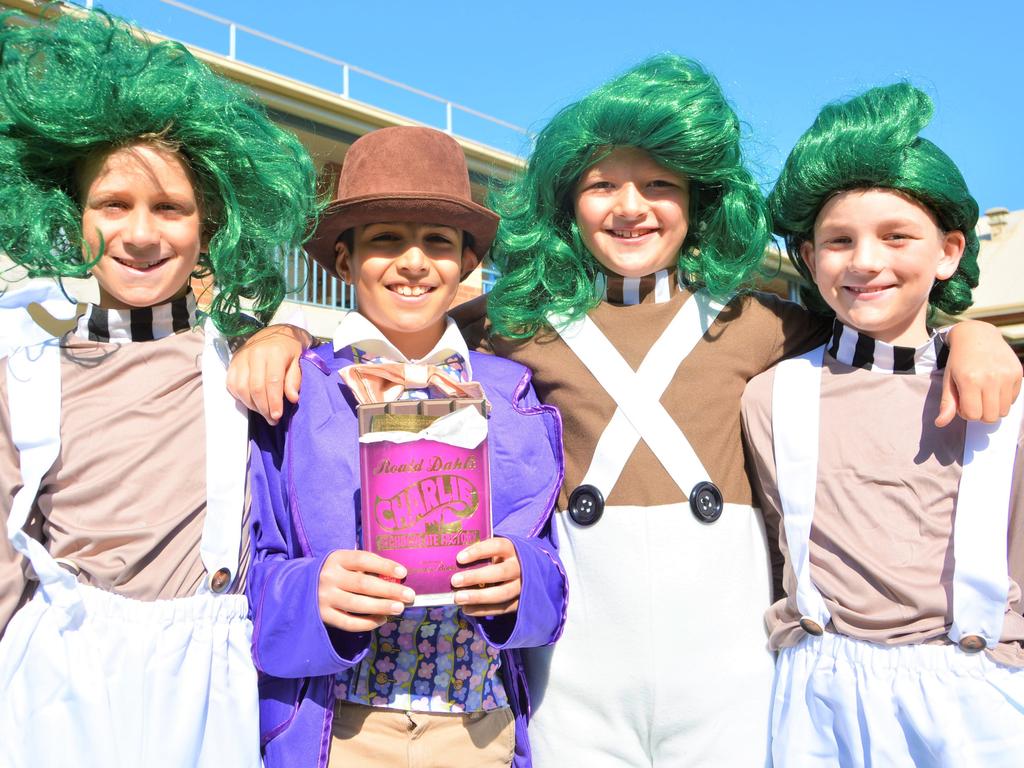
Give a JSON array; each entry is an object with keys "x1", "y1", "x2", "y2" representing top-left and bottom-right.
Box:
[
  {"x1": 0, "y1": 8, "x2": 317, "y2": 766},
  {"x1": 743, "y1": 82, "x2": 1024, "y2": 766}
]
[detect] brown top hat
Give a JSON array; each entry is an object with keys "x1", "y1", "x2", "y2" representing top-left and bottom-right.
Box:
[{"x1": 307, "y1": 126, "x2": 499, "y2": 280}]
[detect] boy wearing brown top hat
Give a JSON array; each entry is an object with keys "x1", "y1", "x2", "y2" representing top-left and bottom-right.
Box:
[
  {"x1": 245, "y1": 126, "x2": 566, "y2": 768},
  {"x1": 306, "y1": 126, "x2": 497, "y2": 360}
]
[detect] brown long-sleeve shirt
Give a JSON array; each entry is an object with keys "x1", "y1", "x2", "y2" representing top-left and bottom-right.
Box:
[{"x1": 457, "y1": 283, "x2": 830, "y2": 511}]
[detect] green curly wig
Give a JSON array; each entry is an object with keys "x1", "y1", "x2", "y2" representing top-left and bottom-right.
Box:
[
  {"x1": 486, "y1": 54, "x2": 771, "y2": 338},
  {"x1": 768, "y1": 82, "x2": 979, "y2": 316},
  {"x1": 0, "y1": 8, "x2": 320, "y2": 334}
]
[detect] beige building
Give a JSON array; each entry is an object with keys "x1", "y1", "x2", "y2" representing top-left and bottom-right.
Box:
[
  {"x1": 963, "y1": 208, "x2": 1024, "y2": 359},
  {"x1": 2, "y1": 0, "x2": 1022, "y2": 357}
]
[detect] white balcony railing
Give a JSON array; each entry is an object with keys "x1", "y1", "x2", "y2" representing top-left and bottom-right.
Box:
[
  {"x1": 283, "y1": 250, "x2": 356, "y2": 310},
  {"x1": 70, "y1": 0, "x2": 530, "y2": 153}
]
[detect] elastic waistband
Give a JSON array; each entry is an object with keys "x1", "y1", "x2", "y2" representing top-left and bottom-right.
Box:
[
  {"x1": 787, "y1": 632, "x2": 1000, "y2": 674},
  {"x1": 71, "y1": 583, "x2": 250, "y2": 625}
]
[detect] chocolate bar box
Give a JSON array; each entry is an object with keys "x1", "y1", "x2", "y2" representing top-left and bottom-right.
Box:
[{"x1": 356, "y1": 398, "x2": 492, "y2": 606}]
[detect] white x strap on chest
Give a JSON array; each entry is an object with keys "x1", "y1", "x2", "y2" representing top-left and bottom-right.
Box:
[{"x1": 549, "y1": 290, "x2": 727, "y2": 500}]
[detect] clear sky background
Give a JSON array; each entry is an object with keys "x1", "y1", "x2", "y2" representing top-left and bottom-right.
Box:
[{"x1": 87, "y1": 0, "x2": 1023, "y2": 213}]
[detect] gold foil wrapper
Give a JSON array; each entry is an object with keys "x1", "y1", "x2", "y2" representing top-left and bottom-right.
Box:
[
  {"x1": 369, "y1": 414, "x2": 437, "y2": 433},
  {"x1": 357, "y1": 398, "x2": 490, "y2": 435}
]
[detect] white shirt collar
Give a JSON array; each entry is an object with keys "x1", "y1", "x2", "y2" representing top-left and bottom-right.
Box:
[{"x1": 332, "y1": 311, "x2": 473, "y2": 376}]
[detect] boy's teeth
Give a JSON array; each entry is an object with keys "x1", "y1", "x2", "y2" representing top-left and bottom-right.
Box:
[
  {"x1": 394, "y1": 285, "x2": 429, "y2": 297},
  {"x1": 117, "y1": 258, "x2": 161, "y2": 269}
]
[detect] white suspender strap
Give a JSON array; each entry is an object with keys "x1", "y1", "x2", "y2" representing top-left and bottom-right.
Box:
[
  {"x1": 548, "y1": 290, "x2": 727, "y2": 500},
  {"x1": 950, "y1": 395, "x2": 1024, "y2": 648},
  {"x1": 198, "y1": 318, "x2": 249, "y2": 593},
  {"x1": 6, "y1": 311, "x2": 247, "y2": 609},
  {"x1": 6, "y1": 304, "x2": 84, "y2": 628},
  {"x1": 771, "y1": 344, "x2": 832, "y2": 630}
]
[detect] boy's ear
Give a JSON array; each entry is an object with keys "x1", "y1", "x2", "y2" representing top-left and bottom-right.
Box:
[
  {"x1": 335, "y1": 241, "x2": 353, "y2": 283},
  {"x1": 936, "y1": 230, "x2": 966, "y2": 281},
  {"x1": 799, "y1": 240, "x2": 817, "y2": 281},
  {"x1": 460, "y1": 244, "x2": 479, "y2": 278}
]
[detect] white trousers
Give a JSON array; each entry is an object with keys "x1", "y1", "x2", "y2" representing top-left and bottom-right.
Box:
[
  {"x1": 0, "y1": 584, "x2": 261, "y2": 768},
  {"x1": 772, "y1": 633, "x2": 1024, "y2": 767},
  {"x1": 525, "y1": 502, "x2": 775, "y2": 767}
]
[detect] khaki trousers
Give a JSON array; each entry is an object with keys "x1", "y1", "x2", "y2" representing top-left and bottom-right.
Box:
[{"x1": 330, "y1": 701, "x2": 515, "y2": 768}]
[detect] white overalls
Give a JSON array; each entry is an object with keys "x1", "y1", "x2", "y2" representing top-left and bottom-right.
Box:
[
  {"x1": 770, "y1": 345, "x2": 1024, "y2": 767},
  {"x1": 0, "y1": 307, "x2": 260, "y2": 768},
  {"x1": 524, "y1": 291, "x2": 776, "y2": 767}
]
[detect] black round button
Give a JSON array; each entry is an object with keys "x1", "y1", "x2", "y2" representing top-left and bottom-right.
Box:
[
  {"x1": 568, "y1": 484, "x2": 604, "y2": 526},
  {"x1": 689, "y1": 481, "x2": 724, "y2": 523}
]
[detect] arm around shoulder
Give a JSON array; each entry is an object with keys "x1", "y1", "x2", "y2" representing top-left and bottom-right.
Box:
[
  {"x1": 940, "y1": 320, "x2": 1022, "y2": 426},
  {"x1": 449, "y1": 295, "x2": 493, "y2": 354},
  {"x1": 227, "y1": 323, "x2": 315, "y2": 425}
]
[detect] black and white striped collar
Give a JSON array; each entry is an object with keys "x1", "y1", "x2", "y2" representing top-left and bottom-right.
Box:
[
  {"x1": 596, "y1": 268, "x2": 680, "y2": 306},
  {"x1": 827, "y1": 320, "x2": 947, "y2": 375},
  {"x1": 73, "y1": 292, "x2": 198, "y2": 344}
]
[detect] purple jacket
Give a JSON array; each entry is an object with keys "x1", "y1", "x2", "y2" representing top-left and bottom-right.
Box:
[{"x1": 247, "y1": 343, "x2": 566, "y2": 768}]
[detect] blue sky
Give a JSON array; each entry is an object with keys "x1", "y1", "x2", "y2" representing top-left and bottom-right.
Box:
[{"x1": 89, "y1": 0, "x2": 1024, "y2": 212}]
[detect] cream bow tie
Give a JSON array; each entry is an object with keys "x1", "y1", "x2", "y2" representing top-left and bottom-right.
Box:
[{"x1": 339, "y1": 362, "x2": 484, "y2": 405}]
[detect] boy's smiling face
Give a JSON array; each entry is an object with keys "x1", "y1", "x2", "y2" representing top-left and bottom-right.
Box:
[
  {"x1": 573, "y1": 146, "x2": 690, "y2": 278},
  {"x1": 80, "y1": 143, "x2": 204, "y2": 309},
  {"x1": 335, "y1": 222, "x2": 467, "y2": 359},
  {"x1": 801, "y1": 188, "x2": 965, "y2": 347}
]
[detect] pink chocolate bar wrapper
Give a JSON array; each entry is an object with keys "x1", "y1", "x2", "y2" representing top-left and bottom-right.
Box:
[{"x1": 359, "y1": 434, "x2": 492, "y2": 605}]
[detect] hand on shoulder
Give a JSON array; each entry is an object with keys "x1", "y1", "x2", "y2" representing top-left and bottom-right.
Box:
[
  {"x1": 938, "y1": 320, "x2": 1022, "y2": 426},
  {"x1": 226, "y1": 323, "x2": 314, "y2": 424}
]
